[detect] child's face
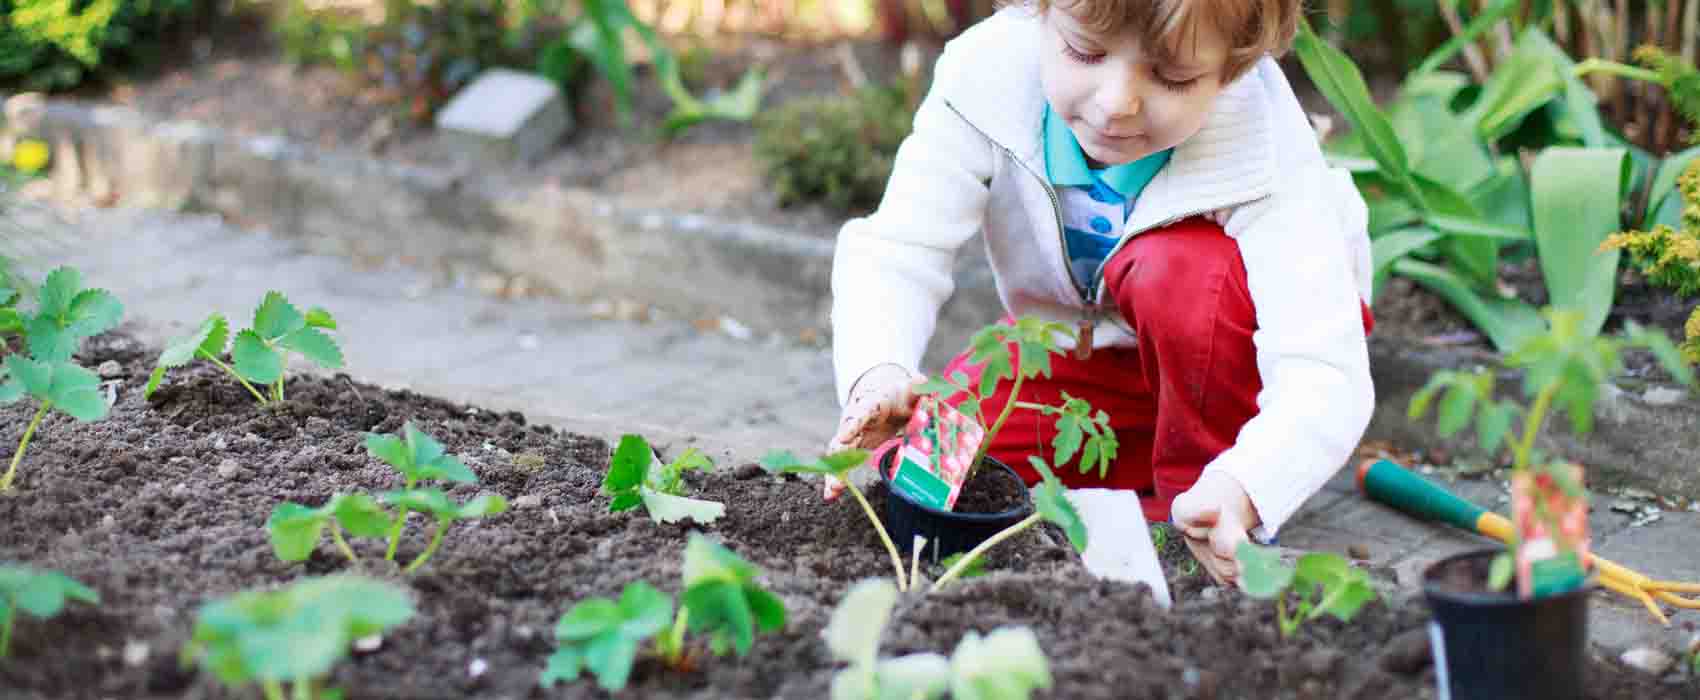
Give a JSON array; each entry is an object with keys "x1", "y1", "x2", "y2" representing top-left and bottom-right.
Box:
[{"x1": 1039, "y1": 4, "x2": 1233, "y2": 168}]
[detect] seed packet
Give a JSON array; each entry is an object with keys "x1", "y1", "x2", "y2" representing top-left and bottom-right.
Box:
[
  {"x1": 886, "y1": 395, "x2": 984, "y2": 511},
  {"x1": 1511, "y1": 463, "x2": 1591, "y2": 598}
]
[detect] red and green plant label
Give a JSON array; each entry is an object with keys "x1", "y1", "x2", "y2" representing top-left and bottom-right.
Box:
[{"x1": 888, "y1": 396, "x2": 981, "y2": 511}]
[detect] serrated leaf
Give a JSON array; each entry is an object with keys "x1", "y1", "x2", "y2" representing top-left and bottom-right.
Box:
[
  {"x1": 47, "y1": 362, "x2": 107, "y2": 421},
  {"x1": 1476, "y1": 401, "x2": 1515, "y2": 453},
  {"x1": 0, "y1": 308, "x2": 21, "y2": 334},
  {"x1": 682, "y1": 534, "x2": 759, "y2": 586},
  {"x1": 403, "y1": 422, "x2": 447, "y2": 467},
  {"x1": 824, "y1": 578, "x2": 898, "y2": 667},
  {"x1": 1079, "y1": 438, "x2": 1102, "y2": 479},
  {"x1": 616, "y1": 582, "x2": 673, "y2": 639},
  {"x1": 1406, "y1": 373, "x2": 1448, "y2": 420},
  {"x1": 266, "y1": 502, "x2": 329, "y2": 562},
  {"x1": 758, "y1": 449, "x2": 802, "y2": 474},
  {"x1": 540, "y1": 648, "x2": 585, "y2": 688},
  {"x1": 364, "y1": 433, "x2": 409, "y2": 472},
  {"x1": 25, "y1": 315, "x2": 74, "y2": 363},
  {"x1": 149, "y1": 315, "x2": 228, "y2": 398},
  {"x1": 638, "y1": 487, "x2": 724, "y2": 524},
  {"x1": 330, "y1": 494, "x2": 394, "y2": 537},
  {"x1": 231, "y1": 330, "x2": 282, "y2": 384},
  {"x1": 5, "y1": 355, "x2": 50, "y2": 398},
  {"x1": 35, "y1": 267, "x2": 80, "y2": 319},
  {"x1": 556, "y1": 598, "x2": 623, "y2": 641},
  {"x1": 1034, "y1": 477, "x2": 1086, "y2": 552},
  {"x1": 747, "y1": 588, "x2": 786, "y2": 632},
  {"x1": 304, "y1": 307, "x2": 337, "y2": 330},
  {"x1": 683, "y1": 581, "x2": 757, "y2": 656},
  {"x1": 1236, "y1": 542, "x2": 1294, "y2": 598},
  {"x1": 949, "y1": 627, "x2": 1052, "y2": 700},
  {"x1": 957, "y1": 400, "x2": 981, "y2": 418},
  {"x1": 606, "y1": 434, "x2": 652, "y2": 496},
  {"x1": 1293, "y1": 552, "x2": 1351, "y2": 590},
  {"x1": 1436, "y1": 383, "x2": 1477, "y2": 437},
  {"x1": 1627, "y1": 322, "x2": 1697, "y2": 389},
  {"x1": 0, "y1": 376, "x2": 22, "y2": 404},
  {"x1": 279, "y1": 327, "x2": 344, "y2": 369},
  {"x1": 378, "y1": 488, "x2": 456, "y2": 516},
  {"x1": 1314, "y1": 577, "x2": 1376, "y2": 622},
  {"x1": 64, "y1": 289, "x2": 122, "y2": 338},
  {"x1": 608, "y1": 492, "x2": 643, "y2": 512},
  {"x1": 252, "y1": 291, "x2": 306, "y2": 340},
  {"x1": 978, "y1": 353, "x2": 1012, "y2": 398},
  {"x1": 915, "y1": 375, "x2": 960, "y2": 397},
  {"x1": 584, "y1": 635, "x2": 642, "y2": 691},
  {"x1": 1051, "y1": 415, "x2": 1082, "y2": 469},
  {"x1": 818, "y1": 449, "x2": 869, "y2": 473}
]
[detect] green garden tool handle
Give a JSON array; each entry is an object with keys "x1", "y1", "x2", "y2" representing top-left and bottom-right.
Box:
[{"x1": 1355, "y1": 459, "x2": 1511, "y2": 541}]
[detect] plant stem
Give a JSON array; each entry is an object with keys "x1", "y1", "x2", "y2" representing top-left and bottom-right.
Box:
[
  {"x1": 1, "y1": 401, "x2": 50, "y2": 492},
  {"x1": 274, "y1": 376, "x2": 285, "y2": 403},
  {"x1": 292, "y1": 677, "x2": 312, "y2": 700},
  {"x1": 969, "y1": 371, "x2": 1027, "y2": 475},
  {"x1": 662, "y1": 606, "x2": 691, "y2": 666},
  {"x1": 1277, "y1": 595, "x2": 1295, "y2": 638},
  {"x1": 1512, "y1": 382, "x2": 1561, "y2": 472},
  {"x1": 402, "y1": 519, "x2": 447, "y2": 574},
  {"x1": 931, "y1": 512, "x2": 1042, "y2": 592},
  {"x1": 263, "y1": 681, "x2": 286, "y2": 700},
  {"x1": 846, "y1": 480, "x2": 908, "y2": 592},
  {"x1": 385, "y1": 479, "x2": 415, "y2": 562},
  {"x1": 200, "y1": 351, "x2": 270, "y2": 405},
  {"x1": 910, "y1": 536, "x2": 926, "y2": 590},
  {"x1": 331, "y1": 524, "x2": 357, "y2": 564},
  {"x1": 1573, "y1": 58, "x2": 1663, "y2": 83},
  {"x1": 1, "y1": 604, "x2": 13, "y2": 658}
]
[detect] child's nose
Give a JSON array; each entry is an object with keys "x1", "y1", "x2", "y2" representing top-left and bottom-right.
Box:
[{"x1": 1095, "y1": 72, "x2": 1143, "y2": 121}]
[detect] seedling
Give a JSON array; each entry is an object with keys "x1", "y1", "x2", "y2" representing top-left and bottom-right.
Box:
[
  {"x1": 916, "y1": 317, "x2": 1118, "y2": 482},
  {"x1": 1236, "y1": 543, "x2": 1377, "y2": 639},
  {"x1": 0, "y1": 564, "x2": 99, "y2": 659},
  {"x1": 376, "y1": 488, "x2": 507, "y2": 573},
  {"x1": 761, "y1": 448, "x2": 913, "y2": 590},
  {"x1": 364, "y1": 421, "x2": 476, "y2": 563},
  {"x1": 930, "y1": 457, "x2": 1087, "y2": 592},
  {"x1": 146, "y1": 291, "x2": 342, "y2": 405},
  {"x1": 602, "y1": 433, "x2": 723, "y2": 524},
  {"x1": 937, "y1": 552, "x2": 988, "y2": 580},
  {"x1": 825, "y1": 578, "x2": 1052, "y2": 700},
  {"x1": 1408, "y1": 308, "x2": 1696, "y2": 596},
  {"x1": 181, "y1": 574, "x2": 414, "y2": 700},
  {"x1": 541, "y1": 581, "x2": 674, "y2": 692},
  {"x1": 541, "y1": 535, "x2": 786, "y2": 692},
  {"x1": 0, "y1": 266, "x2": 121, "y2": 492},
  {"x1": 266, "y1": 493, "x2": 395, "y2": 564}
]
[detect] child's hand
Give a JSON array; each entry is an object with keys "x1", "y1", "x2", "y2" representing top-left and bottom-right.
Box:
[
  {"x1": 1170, "y1": 472, "x2": 1261, "y2": 588},
  {"x1": 824, "y1": 364, "x2": 925, "y2": 501}
]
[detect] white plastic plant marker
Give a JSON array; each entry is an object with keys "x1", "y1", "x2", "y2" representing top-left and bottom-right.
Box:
[{"x1": 1067, "y1": 488, "x2": 1171, "y2": 608}]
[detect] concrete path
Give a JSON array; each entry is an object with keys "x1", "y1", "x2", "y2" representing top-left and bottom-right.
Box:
[{"x1": 7, "y1": 200, "x2": 1697, "y2": 663}]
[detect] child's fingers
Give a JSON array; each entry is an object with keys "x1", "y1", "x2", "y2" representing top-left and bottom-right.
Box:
[{"x1": 823, "y1": 474, "x2": 845, "y2": 501}]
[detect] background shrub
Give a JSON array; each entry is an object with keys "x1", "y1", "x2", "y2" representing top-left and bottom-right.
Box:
[
  {"x1": 753, "y1": 81, "x2": 914, "y2": 214},
  {"x1": 0, "y1": 0, "x2": 209, "y2": 91}
]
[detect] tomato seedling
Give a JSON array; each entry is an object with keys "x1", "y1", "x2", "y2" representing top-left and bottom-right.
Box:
[
  {"x1": 147, "y1": 291, "x2": 341, "y2": 405},
  {"x1": 603, "y1": 433, "x2": 723, "y2": 524},
  {"x1": 0, "y1": 564, "x2": 99, "y2": 659},
  {"x1": 1236, "y1": 543, "x2": 1377, "y2": 638},
  {"x1": 930, "y1": 457, "x2": 1087, "y2": 592}
]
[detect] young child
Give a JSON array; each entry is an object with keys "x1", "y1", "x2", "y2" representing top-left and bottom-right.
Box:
[{"x1": 823, "y1": 0, "x2": 1376, "y2": 588}]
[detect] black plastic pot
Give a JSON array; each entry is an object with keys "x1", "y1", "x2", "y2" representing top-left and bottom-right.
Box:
[
  {"x1": 878, "y1": 450, "x2": 1034, "y2": 563},
  {"x1": 1422, "y1": 548, "x2": 1592, "y2": 700}
]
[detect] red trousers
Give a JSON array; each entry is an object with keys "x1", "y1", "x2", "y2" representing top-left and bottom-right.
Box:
[{"x1": 942, "y1": 217, "x2": 1374, "y2": 523}]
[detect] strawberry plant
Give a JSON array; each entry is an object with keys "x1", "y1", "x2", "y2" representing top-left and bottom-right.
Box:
[
  {"x1": 266, "y1": 493, "x2": 395, "y2": 564},
  {"x1": 146, "y1": 292, "x2": 342, "y2": 405},
  {"x1": 603, "y1": 433, "x2": 723, "y2": 525},
  {"x1": 1236, "y1": 543, "x2": 1377, "y2": 638},
  {"x1": 761, "y1": 448, "x2": 915, "y2": 589},
  {"x1": 930, "y1": 457, "x2": 1087, "y2": 592},
  {"x1": 0, "y1": 563, "x2": 99, "y2": 659},
  {"x1": 825, "y1": 578, "x2": 1053, "y2": 700},
  {"x1": 180, "y1": 574, "x2": 414, "y2": 700},
  {"x1": 541, "y1": 534, "x2": 786, "y2": 692},
  {"x1": 365, "y1": 421, "x2": 503, "y2": 572},
  {"x1": 376, "y1": 488, "x2": 507, "y2": 573},
  {"x1": 0, "y1": 266, "x2": 121, "y2": 492}
]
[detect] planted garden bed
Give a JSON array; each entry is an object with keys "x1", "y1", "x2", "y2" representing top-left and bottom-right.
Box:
[{"x1": 0, "y1": 330, "x2": 1685, "y2": 699}]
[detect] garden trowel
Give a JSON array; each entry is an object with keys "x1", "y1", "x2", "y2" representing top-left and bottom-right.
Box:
[{"x1": 1068, "y1": 488, "x2": 1172, "y2": 608}]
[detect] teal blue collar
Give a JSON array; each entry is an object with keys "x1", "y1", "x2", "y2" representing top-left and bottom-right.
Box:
[{"x1": 1043, "y1": 104, "x2": 1171, "y2": 197}]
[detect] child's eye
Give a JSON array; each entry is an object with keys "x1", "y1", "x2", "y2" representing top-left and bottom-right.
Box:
[
  {"x1": 1062, "y1": 41, "x2": 1105, "y2": 65},
  {"x1": 1155, "y1": 74, "x2": 1199, "y2": 92}
]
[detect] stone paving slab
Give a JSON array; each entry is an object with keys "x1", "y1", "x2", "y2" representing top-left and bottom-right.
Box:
[{"x1": 8, "y1": 201, "x2": 1700, "y2": 657}]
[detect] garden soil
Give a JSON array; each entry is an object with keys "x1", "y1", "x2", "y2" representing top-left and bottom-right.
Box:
[{"x1": 1, "y1": 333, "x2": 1688, "y2": 699}]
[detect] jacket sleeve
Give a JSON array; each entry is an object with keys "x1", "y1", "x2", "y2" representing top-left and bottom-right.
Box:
[
  {"x1": 1210, "y1": 162, "x2": 1375, "y2": 541},
  {"x1": 831, "y1": 46, "x2": 999, "y2": 406}
]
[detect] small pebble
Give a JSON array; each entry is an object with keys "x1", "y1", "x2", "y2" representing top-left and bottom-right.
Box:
[
  {"x1": 514, "y1": 494, "x2": 542, "y2": 509},
  {"x1": 468, "y1": 658, "x2": 488, "y2": 679},
  {"x1": 1200, "y1": 586, "x2": 1221, "y2": 602},
  {"x1": 1622, "y1": 647, "x2": 1675, "y2": 675},
  {"x1": 514, "y1": 625, "x2": 535, "y2": 642},
  {"x1": 354, "y1": 635, "x2": 383, "y2": 654},
  {"x1": 122, "y1": 640, "x2": 150, "y2": 667},
  {"x1": 1348, "y1": 543, "x2": 1371, "y2": 560},
  {"x1": 733, "y1": 463, "x2": 766, "y2": 480},
  {"x1": 97, "y1": 360, "x2": 123, "y2": 379},
  {"x1": 216, "y1": 459, "x2": 240, "y2": 479},
  {"x1": 1300, "y1": 648, "x2": 1342, "y2": 677},
  {"x1": 213, "y1": 435, "x2": 228, "y2": 451}
]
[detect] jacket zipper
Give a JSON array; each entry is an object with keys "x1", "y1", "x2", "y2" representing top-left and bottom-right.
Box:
[{"x1": 943, "y1": 102, "x2": 1099, "y2": 358}]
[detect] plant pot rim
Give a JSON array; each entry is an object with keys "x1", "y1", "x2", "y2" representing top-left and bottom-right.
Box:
[
  {"x1": 878, "y1": 449, "x2": 1034, "y2": 522},
  {"x1": 1421, "y1": 547, "x2": 1597, "y2": 608}
]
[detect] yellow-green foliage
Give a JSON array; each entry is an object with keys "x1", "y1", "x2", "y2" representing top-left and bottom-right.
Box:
[
  {"x1": 1633, "y1": 46, "x2": 1700, "y2": 144},
  {"x1": 1603, "y1": 159, "x2": 1700, "y2": 362},
  {"x1": 0, "y1": 0, "x2": 201, "y2": 91},
  {"x1": 754, "y1": 82, "x2": 916, "y2": 213}
]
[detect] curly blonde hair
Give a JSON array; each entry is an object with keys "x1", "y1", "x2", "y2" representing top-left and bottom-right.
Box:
[{"x1": 1005, "y1": 0, "x2": 1301, "y2": 81}]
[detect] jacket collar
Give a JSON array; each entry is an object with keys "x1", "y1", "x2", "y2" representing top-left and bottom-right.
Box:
[{"x1": 937, "y1": 9, "x2": 1276, "y2": 221}]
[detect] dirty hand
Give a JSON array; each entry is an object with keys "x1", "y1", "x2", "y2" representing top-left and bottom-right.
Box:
[
  {"x1": 824, "y1": 364, "x2": 924, "y2": 501},
  {"x1": 1170, "y1": 471, "x2": 1261, "y2": 588}
]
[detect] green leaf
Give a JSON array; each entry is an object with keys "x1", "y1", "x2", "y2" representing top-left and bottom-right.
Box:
[
  {"x1": 230, "y1": 330, "x2": 282, "y2": 384},
  {"x1": 570, "y1": 0, "x2": 637, "y2": 121},
  {"x1": 683, "y1": 581, "x2": 758, "y2": 655},
  {"x1": 1476, "y1": 401, "x2": 1516, "y2": 454},
  {"x1": 1488, "y1": 552, "x2": 1514, "y2": 591},
  {"x1": 608, "y1": 492, "x2": 643, "y2": 512},
  {"x1": 0, "y1": 308, "x2": 21, "y2": 335},
  {"x1": 584, "y1": 635, "x2": 642, "y2": 691},
  {"x1": 1392, "y1": 258, "x2": 1544, "y2": 353},
  {"x1": 1236, "y1": 542, "x2": 1294, "y2": 599},
  {"x1": 915, "y1": 375, "x2": 961, "y2": 398},
  {"x1": 682, "y1": 534, "x2": 760, "y2": 587},
  {"x1": 304, "y1": 307, "x2": 337, "y2": 330},
  {"x1": 615, "y1": 582, "x2": 674, "y2": 639},
  {"x1": 364, "y1": 433, "x2": 409, "y2": 472},
  {"x1": 1313, "y1": 576, "x2": 1376, "y2": 622},
  {"x1": 62, "y1": 289, "x2": 122, "y2": 339},
  {"x1": 25, "y1": 316, "x2": 74, "y2": 363},
  {"x1": 252, "y1": 291, "x2": 306, "y2": 340},
  {"x1": 1625, "y1": 322, "x2": 1696, "y2": 389},
  {"x1": 378, "y1": 488, "x2": 457, "y2": 517},
  {"x1": 330, "y1": 493, "x2": 393, "y2": 537},
  {"x1": 1464, "y1": 42, "x2": 1564, "y2": 141},
  {"x1": 1371, "y1": 227, "x2": 1442, "y2": 298},
  {"x1": 1411, "y1": 0, "x2": 1517, "y2": 76},
  {"x1": 540, "y1": 648, "x2": 585, "y2": 688},
  {"x1": 638, "y1": 487, "x2": 724, "y2": 524},
  {"x1": 819, "y1": 449, "x2": 870, "y2": 473},
  {"x1": 1436, "y1": 382, "x2": 1479, "y2": 438},
  {"x1": 34, "y1": 267, "x2": 80, "y2": 319},
  {"x1": 0, "y1": 566, "x2": 99, "y2": 620},
  {"x1": 948, "y1": 627, "x2": 1053, "y2": 700},
  {"x1": 401, "y1": 423, "x2": 474, "y2": 484},
  {"x1": 266, "y1": 502, "x2": 330, "y2": 562},
  {"x1": 605, "y1": 434, "x2": 652, "y2": 498},
  {"x1": 278, "y1": 327, "x2": 344, "y2": 369},
  {"x1": 747, "y1": 587, "x2": 787, "y2": 633},
  {"x1": 184, "y1": 574, "x2": 413, "y2": 684},
  {"x1": 1411, "y1": 174, "x2": 1498, "y2": 291},
  {"x1": 149, "y1": 314, "x2": 229, "y2": 398},
  {"x1": 1644, "y1": 147, "x2": 1700, "y2": 229},
  {"x1": 824, "y1": 578, "x2": 899, "y2": 667},
  {"x1": 1531, "y1": 147, "x2": 1630, "y2": 338},
  {"x1": 556, "y1": 598, "x2": 623, "y2": 641},
  {"x1": 1293, "y1": 21, "x2": 1412, "y2": 192},
  {"x1": 1050, "y1": 415, "x2": 1082, "y2": 469},
  {"x1": 1030, "y1": 458, "x2": 1087, "y2": 552},
  {"x1": 44, "y1": 361, "x2": 106, "y2": 421},
  {"x1": 0, "y1": 376, "x2": 21, "y2": 404},
  {"x1": 4, "y1": 355, "x2": 50, "y2": 398},
  {"x1": 1407, "y1": 372, "x2": 1449, "y2": 420},
  {"x1": 875, "y1": 654, "x2": 951, "y2": 700},
  {"x1": 978, "y1": 353, "x2": 1012, "y2": 399},
  {"x1": 455, "y1": 493, "x2": 508, "y2": 519}
]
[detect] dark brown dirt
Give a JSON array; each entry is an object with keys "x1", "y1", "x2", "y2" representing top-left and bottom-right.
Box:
[
  {"x1": 949, "y1": 461, "x2": 1028, "y2": 515},
  {"x1": 2, "y1": 332, "x2": 1690, "y2": 699}
]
